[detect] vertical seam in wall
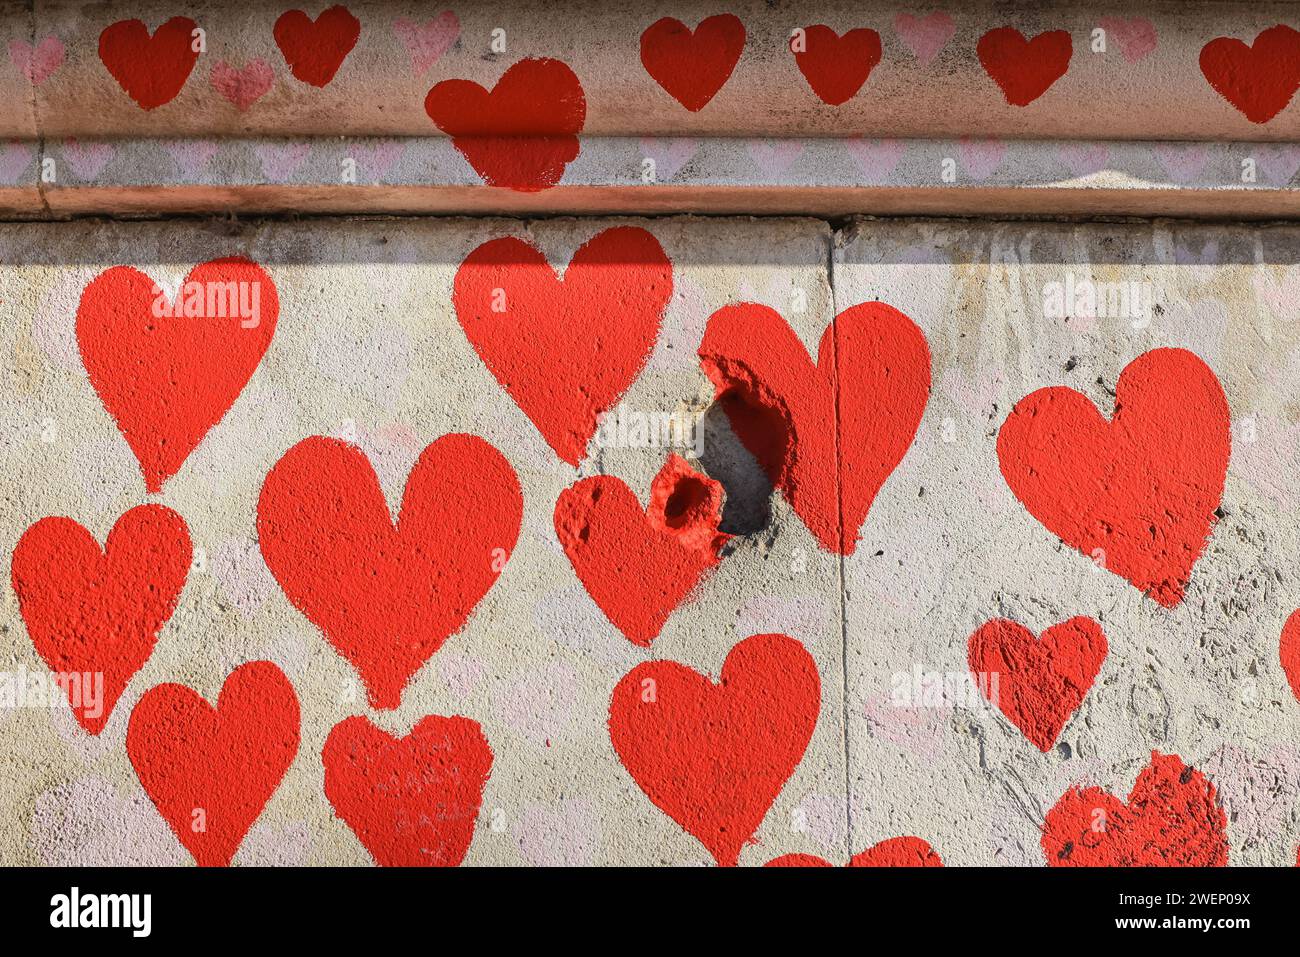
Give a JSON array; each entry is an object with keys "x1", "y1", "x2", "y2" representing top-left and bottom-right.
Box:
[
  {"x1": 827, "y1": 222, "x2": 852, "y2": 860},
  {"x1": 27, "y1": 0, "x2": 51, "y2": 218}
]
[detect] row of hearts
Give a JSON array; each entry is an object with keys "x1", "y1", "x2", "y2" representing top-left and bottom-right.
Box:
[{"x1": 93, "y1": 13, "x2": 1297, "y2": 121}]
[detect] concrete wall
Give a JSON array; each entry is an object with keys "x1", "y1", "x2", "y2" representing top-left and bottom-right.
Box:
[{"x1": 2, "y1": 215, "x2": 1298, "y2": 866}]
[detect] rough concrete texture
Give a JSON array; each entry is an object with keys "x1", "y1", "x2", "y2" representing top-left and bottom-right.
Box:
[
  {"x1": 2, "y1": 215, "x2": 1299, "y2": 867},
  {"x1": 1, "y1": 1, "x2": 1299, "y2": 140}
]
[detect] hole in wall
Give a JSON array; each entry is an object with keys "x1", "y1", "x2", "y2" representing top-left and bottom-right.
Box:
[{"x1": 697, "y1": 401, "x2": 776, "y2": 537}]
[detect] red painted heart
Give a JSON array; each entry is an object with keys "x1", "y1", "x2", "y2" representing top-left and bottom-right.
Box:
[
  {"x1": 767, "y1": 836, "x2": 943, "y2": 867},
  {"x1": 12, "y1": 505, "x2": 190, "y2": 735},
  {"x1": 556, "y1": 454, "x2": 729, "y2": 646},
  {"x1": 1042, "y1": 751, "x2": 1229, "y2": 866},
  {"x1": 1200, "y1": 25, "x2": 1300, "y2": 124},
  {"x1": 424, "y1": 57, "x2": 586, "y2": 191},
  {"x1": 792, "y1": 25, "x2": 882, "y2": 106},
  {"x1": 323, "y1": 714, "x2": 493, "y2": 866},
  {"x1": 640, "y1": 14, "x2": 745, "y2": 112},
  {"x1": 967, "y1": 617, "x2": 1108, "y2": 752},
  {"x1": 997, "y1": 348, "x2": 1230, "y2": 607},
  {"x1": 977, "y1": 27, "x2": 1072, "y2": 106},
  {"x1": 257, "y1": 434, "x2": 521, "y2": 710},
  {"x1": 609, "y1": 632, "x2": 820, "y2": 866},
  {"x1": 98, "y1": 17, "x2": 200, "y2": 110},
  {"x1": 127, "y1": 661, "x2": 300, "y2": 867},
  {"x1": 454, "y1": 226, "x2": 672, "y2": 466},
  {"x1": 1280, "y1": 609, "x2": 1300, "y2": 701},
  {"x1": 698, "y1": 301, "x2": 930, "y2": 555},
  {"x1": 77, "y1": 256, "x2": 278, "y2": 493},
  {"x1": 274, "y1": 5, "x2": 361, "y2": 87}
]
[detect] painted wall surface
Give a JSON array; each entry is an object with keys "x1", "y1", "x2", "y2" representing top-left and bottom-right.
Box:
[{"x1": 1, "y1": 216, "x2": 1298, "y2": 867}]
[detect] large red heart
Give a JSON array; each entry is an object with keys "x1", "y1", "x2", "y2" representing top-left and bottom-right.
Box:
[
  {"x1": 12, "y1": 505, "x2": 190, "y2": 736},
  {"x1": 1200, "y1": 25, "x2": 1300, "y2": 124},
  {"x1": 967, "y1": 617, "x2": 1108, "y2": 752},
  {"x1": 1280, "y1": 609, "x2": 1300, "y2": 702},
  {"x1": 767, "y1": 836, "x2": 943, "y2": 867},
  {"x1": 323, "y1": 714, "x2": 492, "y2": 866},
  {"x1": 127, "y1": 661, "x2": 300, "y2": 867},
  {"x1": 791, "y1": 25, "x2": 882, "y2": 106},
  {"x1": 608, "y1": 632, "x2": 820, "y2": 866},
  {"x1": 77, "y1": 256, "x2": 279, "y2": 493},
  {"x1": 257, "y1": 434, "x2": 521, "y2": 710},
  {"x1": 454, "y1": 226, "x2": 672, "y2": 466},
  {"x1": 424, "y1": 57, "x2": 586, "y2": 191},
  {"x1": 1042, "y1": 751, "x2": 1229, "y2": 866},
  {"x1": 555, "y1": 454, "x2": 730, "y2": 647},
  {"x1": 698, "y1": 301, "x2": 930, "y2": 555},
  {"x1": 98, "y1": 17, "x2": 199, "y2": 110},
  {"x1": 977, "y1": 27, "x2": 1072, "y2": 106},
  {"x1": 997, "y1": 348, "x2": 1230, "y2": 607},
  {"x1": 274, "y1": 5, "x2": 361, "y2": 87},
  {"x1": 640, "y1": 14, "x2": 745, "y2": 112}
]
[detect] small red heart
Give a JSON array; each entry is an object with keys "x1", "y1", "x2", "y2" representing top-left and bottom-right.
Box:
[
  {"x1": 77, "y1": 256, "x2": 278, "y2": 493},
  {"x1": 1042, "y1": 751, "x2": 1229, "y2": 866},
  {"x1": 1280, "y1": 609, "x2": 1300, "y2": 701},
  {"x1": 1200, "y1": 25, "x2": 1300, "y2": 124},
  {"x1": 454, "y1": 226, "x2": 672, "y2": 466},
  {"x1": 257, "y1": 434, "x2": 521, "y2": 710},
  {"x1": 323, "y1": 714, "x2": 492, "y2": 866},
  {"x1": 997, "y1": 348, "x2": 1230, "y2": 607},
  {"x1": 791, "y1": 25, "x2": 882, "y2": 106},
  {"x1": 640, "y1": 14, "x2": 745, "y2": 112},
  {"x1": 556, "y1": 454, "x2": 730, "y2": 647},
  {"x1": 98, "y1": 17, "x2": 199, "y2": 110},
  {"x1": 977, "y1": 27, "x2": 1072, "y2": 106},
  {"x1": 127, "y1": 661, "x2": 300, "y2": 867},
  {"x1": 967, "y1": 617, "x2": 1108, "y2": 752},
  {"x1": 609, "y1": 632, "x2": 820, "y2": 866},
  {"x1": 698, "y1": 301, "x2": 930, "y2": 555},
  {"x1": 767, "y1": 836, "x2": 943, "y2": 867},
  {"x1": 12, "y1": 505, "x2": 190, "y2": 736},
  {"x1": 424, "y1": 58, "x2": 586, "y2": 191},
  {"x1": 273, "y1": 5, "x2": 360, "y2": 87}
]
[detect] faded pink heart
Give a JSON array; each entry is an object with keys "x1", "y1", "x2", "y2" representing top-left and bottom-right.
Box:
[
  {"x1": 352, "y1": 139, "x2": 407, "y2": 179},
  {"x1": 847, "y1": 137, "x2": 906, "y2": 179},
  {"x1": 959, "y1": 138, "x2": 1005, "y2": 180},
  {"x1": 62, "y1": 139, "x2": 115, "y2": 180},
  {"x1": 1154, "y1": 143, "x2": 1208, "y2": 183},
  {"x1": 9, "y1": 36, "x2": 63, "y2": 85},
  {"x1": 1057, "y1": 142, "x2": 1110, "y2": 177},
  {"x1": 393, "y1": 12, "x2": 460, "y2": 74},
  {"x1": 747, "y1": 139, "x2": 805, "y2": 177},
  {"x1": 1098, "y1": 17, "x2": 1157, "y2": 63},
  {"x1": 0, "y1": 139, "x2": 33, "y2": 183},
  {"x1": 639, "y1": 136, "x2": 699, "y2": 181},
  {"x1": 894, "y1": 12, "x2": 955, "y2": 66},
  {"x1": 255, "y1": 141, "x2": 311, "y2": 181},
  {"x1": 1256, "y1": 144, "x2": 1300, "y2": 186},
  {"x1": 211, "y1": 59, "x2": 274, "y2": 111},
  {"x1": 163, "y1": 139, "x2": 219, "y2": 178},
  {"x1": 513, "y1": 798, "x2": 600, "y2": 867}
]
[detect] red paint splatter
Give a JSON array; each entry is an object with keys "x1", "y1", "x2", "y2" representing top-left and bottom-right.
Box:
[
  {"x1": 1042, "y1": 752, "x2": 1229, "y2": 866},
  {"x1": 76, "y1": 256, "x2": 279, "y2": 493},
  {"x1": 12, "y1": 505, "x2": 190, "y2": 736},
  {"x1": 608, "y1": 633, "x2": 820, "y2": 866},
  {"x1": 698, "y1": 301, "x2": 930, "y2": 555},
  {"x1": 323, "y1": 715, "x2": 492, "y2": 867},
  {"x1": 274, "y1": 5, "x2": 361, "y2": 88},
  {"x1": 1201, "y1": 25, "x2": 1300, "y2": 124},
  {"x1": 767, "y1": 836, "x2": 943, "y2": 867},
  {"x1": 127, "y1": 661, "x2": 300, "y2": 867},
  {"x1": 968, "y1": 617, "x2": 1107, "y2": 752},
  {"x1": 453, "y1": 226, "x2": 672, "y2": 466},
  {"x1": 640, "y1": 14, "x2": 745, "y2": 112},
  {"x1": 997, "y1": 348, "x2": 1230, "y2": 607},
  {"x1": 556, "y1": 454, "x2": 730, "y2": 646},
  {"x1": 792, "y1": 25, "x2": 882, "y2": 106},
  {"x1": 424, "y1": 57, "x2": 586, "y2": 191},
  {"x1": 977, "y1": 27, "x2": 1072, "y2": 106},
  {"x1": 257, "y1": 434, "x2": 522, "y2": 710},
  {"x1": 98, "y1": 17, "x2": 200, "y2": 110}
]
